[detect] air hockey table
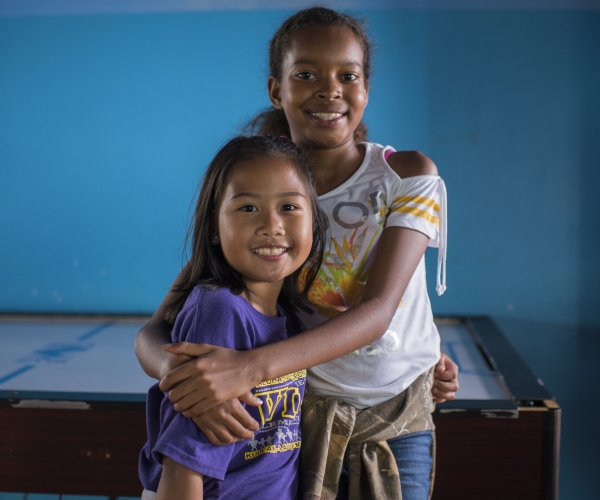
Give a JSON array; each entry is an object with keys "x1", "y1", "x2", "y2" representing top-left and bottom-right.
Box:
[{"x1": 0, "y1": 315, "x2": 560, "y2": 500}]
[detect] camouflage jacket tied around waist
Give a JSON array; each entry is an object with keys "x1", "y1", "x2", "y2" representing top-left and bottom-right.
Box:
[{"x1": 300, "y1": 368, "x2": 436, "y2": 500}]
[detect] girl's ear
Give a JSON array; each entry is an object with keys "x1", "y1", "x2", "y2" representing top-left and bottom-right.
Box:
[{"x1": 268, "y1": 76, "x2": 283, "y2": 109}]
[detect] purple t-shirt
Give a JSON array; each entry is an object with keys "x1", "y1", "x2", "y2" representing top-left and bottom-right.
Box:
[{"x1": 139, "y1": 285, "x2": 305, "y2": 499}]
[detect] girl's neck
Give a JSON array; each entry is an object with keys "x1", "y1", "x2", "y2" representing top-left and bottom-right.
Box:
[
  {"x1": 307, "y1": 141, "x2": 365, "y2": 196},
  {"x1": 243, "y1": 279, "x2": 284, "y2": 317}
]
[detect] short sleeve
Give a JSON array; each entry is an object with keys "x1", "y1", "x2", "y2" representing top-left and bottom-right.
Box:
[
  {"x1": 387, "y1": 176, "x2": 448, "y2": 295},
  {"x1": 152, "y1": 406, "x2": 235, "y2": 480},
  {"x1": 387, "y1": 176, "x2": 444, "y2": 247}
]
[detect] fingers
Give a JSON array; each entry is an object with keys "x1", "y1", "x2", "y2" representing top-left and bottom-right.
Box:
[
  {"x1": 238, "y1": 391, "x2": 263, "y2": 407},
  {"x1": 228, "y1": 399, "x2": 260, "y2": 432},
  {"x1": 182, "y1": 399, "x2": 260, "y2": 439},
  {"x1": 434, "y1": 354, "x2": 459, "y2": 379},
  {"x1": 197, "y1": 425, "x2": 226, "y2": 446},
  {"x1": 442, "y1": 354, "x2": 459, "y2": 375},
  {"x1": 162, "y1": 342, "x2": 215, "y2": 357},
  {"x1": 190, "y1": 400, "x2": 260, "y2": 445},
  {"x1": 435, "y1": 369, "x2": 458, "y2": 381},
  {"x1": 182, "y1": 397, "x2": 260, "y2": 433},
  {"x1": 432, "y1": 378, "x2": 459, "y2": 403},
  {"x1": 433, "y1": 353, "x2": 459, "y2": 403},
  {"x1": 159, "y1": 358, "x2": 202, "y2": 392},
  {"x1": 218, "y1": 415, "x2": 256, "y2": 441},
  {"x1": 173, "y1": 389, "x2": 202, "y2": 414},
  {"x1": 434, "y1": 377, "x2": 459, "y2": 393},
  {"x1": 179, "y1": 394, "x2": 219, "y2": 415},
  {"x1": 435, "y1": 355, "x2": 446, "y2": 372},
  {"x1": 201, "y1": 418, "x2": 246, "y2": 445},
  {"x1": 433, "y1": 386, "x2": 454, "y2": 403},
  {"x1": 436, "y1": 353, "x2": 452, "y2": 370}
]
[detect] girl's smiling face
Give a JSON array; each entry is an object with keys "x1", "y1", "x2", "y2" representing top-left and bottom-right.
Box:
[
  {"x1": 268, "y1": 25, "x2": 369, "y2": 149},
  {"x1": 217, "y1": 157, "x2": 314, "y2": 289}
]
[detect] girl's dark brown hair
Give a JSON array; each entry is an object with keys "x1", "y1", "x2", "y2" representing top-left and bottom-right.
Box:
[
  {"x1": 246, "y1": 6, "x2": 372, "y2": 143},
  {"x1": 164, "y1": 135, "x2": 328, "y2": 323}
]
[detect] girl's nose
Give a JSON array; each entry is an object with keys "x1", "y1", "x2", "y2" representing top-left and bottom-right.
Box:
[
  {"x1": 317, "y1": 77, "x2": 342, "y2": 100},
  {"x1": 258, "y1": 210, "x2": 284, "y2": 236}
]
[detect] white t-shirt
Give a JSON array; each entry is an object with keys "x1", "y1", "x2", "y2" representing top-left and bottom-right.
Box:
[{"x1": 297, "y1": 142, "x2": 448, "y2": 409}]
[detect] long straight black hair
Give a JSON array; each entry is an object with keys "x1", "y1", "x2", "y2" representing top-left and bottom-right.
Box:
[{"x1": 164, "y1": 135, "x2": 328, "y2": 323}]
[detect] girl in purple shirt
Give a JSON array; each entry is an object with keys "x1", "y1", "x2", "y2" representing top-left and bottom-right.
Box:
[{"x1": 139, "y1": 135, "x2": 328, "y2": 500}]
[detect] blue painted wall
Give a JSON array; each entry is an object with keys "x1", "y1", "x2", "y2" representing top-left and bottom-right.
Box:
[
  {"x1": 1, "y1": 7, "x2": 599, "y2": 499},
  {"x1": 1, "y1": 9, "x2": 598, "y2": 328}
]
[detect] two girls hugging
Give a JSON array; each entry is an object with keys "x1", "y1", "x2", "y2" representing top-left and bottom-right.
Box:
[{"x1": 137, "y1": 7, "x2": 459, "y2": 500}]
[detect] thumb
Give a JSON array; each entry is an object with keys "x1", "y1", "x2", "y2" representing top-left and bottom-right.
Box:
[
  {"x1": 238, "y1": 391, "x2": 263, "y2": 407},
  {"x1": 435, "y1": 357, "x2": 446, "y2": 372},
  {"x1": 162, "y1": 342, "x2": 213, "y2": 357}
]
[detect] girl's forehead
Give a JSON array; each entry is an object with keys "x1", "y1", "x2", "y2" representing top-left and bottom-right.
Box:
[
  {"x1": 228, "y1": 157, "x2": 308, "y2": 188},
  {"x1": 285, "y1": 25, "x2": 364, "y2": 66}
]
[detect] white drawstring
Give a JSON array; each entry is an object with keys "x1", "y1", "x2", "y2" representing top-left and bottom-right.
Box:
[{"x1": 436, "y1": 179, "x2": 447, "y2": 296}]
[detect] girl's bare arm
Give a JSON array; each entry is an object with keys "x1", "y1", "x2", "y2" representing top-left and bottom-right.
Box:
[
  {"x1": 156, "y1": 456, "x2": 203, "y2": 500},
  {"x1": 134, "y1": 269, "x2": 185, "y2": 381}
]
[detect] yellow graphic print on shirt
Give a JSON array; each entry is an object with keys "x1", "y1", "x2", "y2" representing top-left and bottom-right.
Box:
[
  {"x1": 301, "y1": 227, "x2": 379, "y2": 319},
  {"x1": 244, "y1": 370, "x2": 306, "y2": 460},
  {"x1": 299, "y1": 189, "x2": 439, "y2": 319},
  {"x1": 299, "y1": 194, "x2": 388, "y2": 319}
]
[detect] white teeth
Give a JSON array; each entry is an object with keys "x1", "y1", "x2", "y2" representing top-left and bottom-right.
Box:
[
  {"x1": 312, "y1": 112, "x2": 343, "y2": 120},
  {"x1": 254, "y1": 247, "x2": 287, "y2": 256}
]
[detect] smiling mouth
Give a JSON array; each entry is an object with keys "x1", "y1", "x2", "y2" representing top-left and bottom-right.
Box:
[
  {"x1": 310, "y1": 112, "x2": 345, "y2": 120},
  {"x1": 252, "y1": 247, "x2": 290, "y2": 256}
]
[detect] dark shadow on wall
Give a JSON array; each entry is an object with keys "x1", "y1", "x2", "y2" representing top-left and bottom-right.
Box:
[
  {"x1": 494, "y1": 316, "x2": 600, "y2": 500},
  {"x1": 578, "y1": 16, "x2": 600, "y2": 329}
]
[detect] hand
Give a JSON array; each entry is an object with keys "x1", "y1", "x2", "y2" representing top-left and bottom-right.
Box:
[
  {"x1": 159, "y1": 342, "x2": 260, "y2": 414},
  {"x1": 160, "y1": 349, "x2": 194, "y2": 381},
  {"x1": 192, "y1": 392, "x2": 262, "y2": 445},
  {"x1": 432, "y1": 353, "x2": 459, "y2": 403}
]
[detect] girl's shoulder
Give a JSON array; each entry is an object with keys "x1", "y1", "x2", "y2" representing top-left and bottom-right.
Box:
[
  {"x1": 177, "y1": 285, "x2": 247, "y2": 330},
  {"x1": 185, "y1": 285, "x2": 288, "y2": 330},
  {"x1": 385, "y1": 150, "x2": 438, "y2": 179},
  {"x1": 183, "y1": 284, "x2": 239, "y2": 311},
  {"x1": 174, "y1": 285, "x2": 259, "y2": 348}
]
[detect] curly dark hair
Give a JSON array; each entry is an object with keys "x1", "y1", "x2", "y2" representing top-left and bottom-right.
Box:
[
  {"x1": 165, "y1": 135, "x2": 329, "y2": 323},
  {"x1": 246, "y1": 6, "x2": 373, "y2": 143}
]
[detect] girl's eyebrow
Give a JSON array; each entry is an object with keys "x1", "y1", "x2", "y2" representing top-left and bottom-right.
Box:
[
  {"x1": 280, "y1": 191, "x2": 307, "y2": 199},
  {"x1": 292, "y1": 58, "x2": 362, "y2": 68},
  {"x1": 230, "y1": 191, "x2": 307, "y2": 200}
]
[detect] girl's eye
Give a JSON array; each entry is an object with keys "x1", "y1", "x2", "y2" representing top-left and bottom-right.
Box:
[
  {"x1": 342, "y1": 73, "x2": 358, "y2": 81},
  {"x1": 296, "y1": 71, "x2": 315, "y2": 80},
  {"x1": 282, "y1": 204, "x2": 298, "y2": 211},
  {"x1": 240, "y1": 205, "x2": 258, "y2": 212}
]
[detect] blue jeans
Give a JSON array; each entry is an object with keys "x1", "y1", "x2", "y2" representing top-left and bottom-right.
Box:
[{"x1": 336, "y1": 430, "x2": 434, "y2": 500}]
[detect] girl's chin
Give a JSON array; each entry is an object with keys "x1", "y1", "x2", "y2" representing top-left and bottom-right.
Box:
[{"x1": 299, "y1": 131, "x2": 354, "y2": 149}]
